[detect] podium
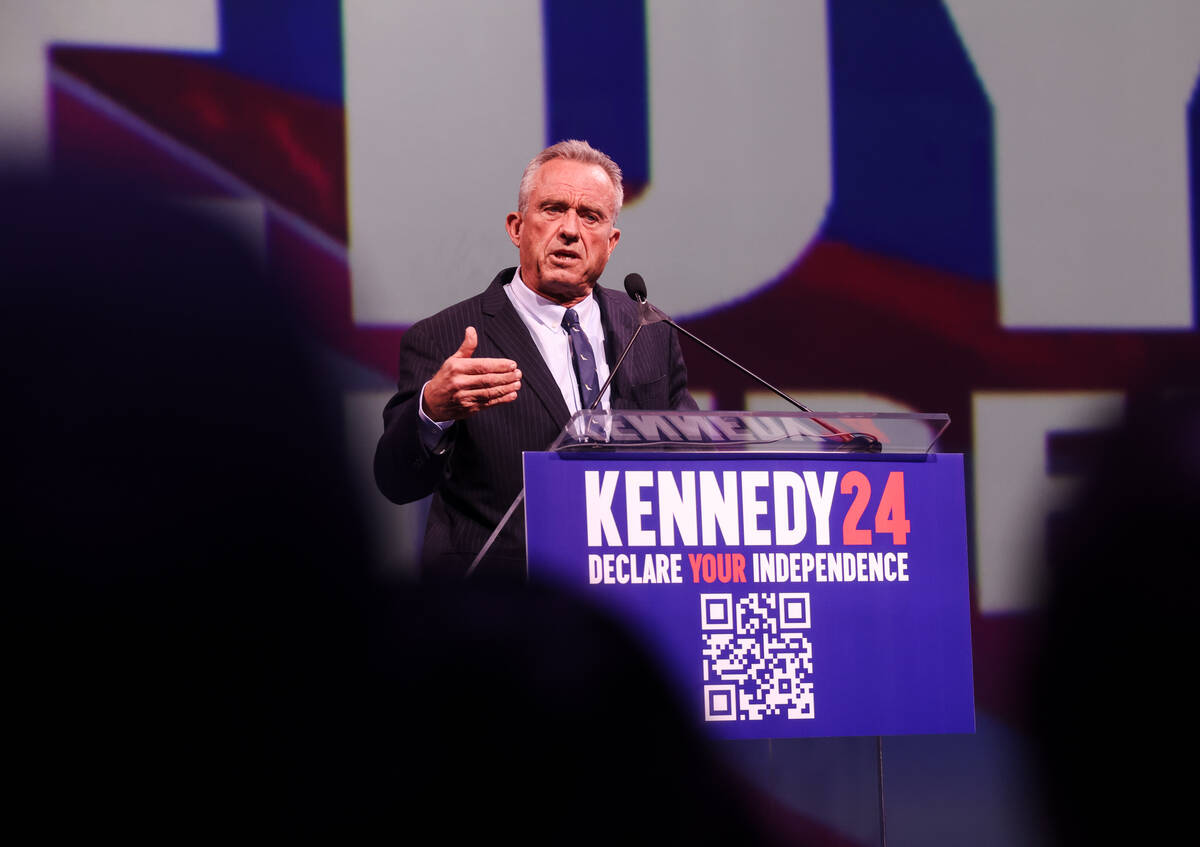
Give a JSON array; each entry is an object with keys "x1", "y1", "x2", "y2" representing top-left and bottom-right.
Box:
[{"x1": 523, "y1": 410, "x2": 974, "y2": 741}]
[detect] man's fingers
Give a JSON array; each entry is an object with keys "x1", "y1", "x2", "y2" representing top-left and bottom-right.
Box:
[
  {"x1": 453, "y1": 357, "x2": 519, "y2": 376},
  {"x1": 480, "y1": 390, "x2": 519, "y2": 409},
  {"x1": 425, "y1": 329, "x2": 523, "y2": 420},
  {"x1": 483, "y1": 378, "x2": 522, "y2": 399},
  {"x1": 451, "y1": 368, "x2": 522, "y2": 391},
  {"x1": 452, "y1": 326, "x2": 478, "y2": 359},
  {"x1": 448, "y1": 328, "x2": 517, "y2": 374},
  {"x1": 460, "y1": 377, "x2": 521, "y2": 404}
]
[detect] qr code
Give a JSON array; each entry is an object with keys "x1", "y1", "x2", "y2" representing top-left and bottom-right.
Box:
[{"x1": 700, "y1": 593, "x2": 814, "y2": 722}]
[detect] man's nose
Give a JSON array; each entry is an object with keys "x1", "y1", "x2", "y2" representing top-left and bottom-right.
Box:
[{"x1": 557, "y1": 209, "x2": 580, "y2": 240}]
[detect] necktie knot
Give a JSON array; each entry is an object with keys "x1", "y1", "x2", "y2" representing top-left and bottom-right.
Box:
[{"x1": 561, "y1": 308, "x2": 581, "y2": 332}]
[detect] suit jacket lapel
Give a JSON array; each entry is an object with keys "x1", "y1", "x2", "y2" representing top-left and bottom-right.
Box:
[
  {"x1": 596, "y1": 283, "x2": 637, "y2": 409},
  {"x1": 480, "y1": 271, "x2": 572, "y2": 429}
]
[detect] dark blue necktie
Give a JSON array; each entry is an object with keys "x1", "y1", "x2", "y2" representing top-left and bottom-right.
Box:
[{"x1": 562, "y1": 307, "x2": 600, "y2": 410}]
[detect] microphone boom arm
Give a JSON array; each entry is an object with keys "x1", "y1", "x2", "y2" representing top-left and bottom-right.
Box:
[
  {"x1": 647, "y1": 306, "x2": 812, "y2": 413},
  {"x1": 627, "y1": 287, "x2": 877, "y2": 448}
]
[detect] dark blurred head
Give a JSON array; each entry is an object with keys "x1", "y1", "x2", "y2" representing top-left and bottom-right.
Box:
[
  {"x1": 1, "y1": 177, "x2": 364, "y2": 571},
  {"x1": 1032, "y1": 384, "x2": 1200, "y2": 845},
  {"x1": 1, "y1": 174, "x2": 371, "y2": 835},
  {"x1": 1, "y1": 174, "x2": 772, "y2": 844}
]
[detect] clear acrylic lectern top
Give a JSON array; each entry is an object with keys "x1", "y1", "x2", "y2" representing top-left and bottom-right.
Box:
[{"x1": 549, "y1": 410, "x2": 950, "y2": 455}]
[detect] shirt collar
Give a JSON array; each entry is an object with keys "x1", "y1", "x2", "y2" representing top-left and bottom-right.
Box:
[{"x1": 510, "y1": 268, "x2": 598, "y2": 331}]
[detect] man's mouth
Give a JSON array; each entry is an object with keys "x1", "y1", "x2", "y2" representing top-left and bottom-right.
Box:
[{"x1": 549, "y1": 250, "x2": 580, "y2": 264}]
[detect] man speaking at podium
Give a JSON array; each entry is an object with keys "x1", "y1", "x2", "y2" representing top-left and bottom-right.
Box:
[{"x1": 374, "y1": 140, "x2": 697, "y2": 581}]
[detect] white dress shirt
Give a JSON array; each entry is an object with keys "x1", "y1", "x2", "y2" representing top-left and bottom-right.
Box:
[{"x1": 503, "y1": 269, "x2": 611, "y2": 415}]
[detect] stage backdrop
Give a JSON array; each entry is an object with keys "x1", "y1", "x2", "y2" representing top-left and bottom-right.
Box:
[{"x1": 6, "y1": 1, "x2": 1198, "y2": 845}]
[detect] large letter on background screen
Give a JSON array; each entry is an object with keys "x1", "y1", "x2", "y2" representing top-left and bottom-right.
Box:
[
  {"x1": 344, "y1": 0, "x2": 830, "y2": 324},
  {"x1": 946, "y1": 0, "x2": 1199, "y2": 329}
]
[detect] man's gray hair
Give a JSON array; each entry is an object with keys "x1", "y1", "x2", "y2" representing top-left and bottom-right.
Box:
[{"x1": 517, "y1": 139, "x2": 624, "y2": 218}]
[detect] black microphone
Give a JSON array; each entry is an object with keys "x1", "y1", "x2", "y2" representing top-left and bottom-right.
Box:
[
  {"x1": 624, "y1": 272, "x2": 671, "y2": 326},
  {"x1": 623, "y1": 273, "x2": 880, "y2": 451},
  {"x1": 587, "y1": 276, "x2": 655, "y2": 411},
  {"x1": 624, "y1": 272, "x2": 647, "y2": 302}
]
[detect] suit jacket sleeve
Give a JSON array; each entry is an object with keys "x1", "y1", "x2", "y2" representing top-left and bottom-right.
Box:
[{"x1": 373, "y1": 317, "x2": 456, "y2": 505}]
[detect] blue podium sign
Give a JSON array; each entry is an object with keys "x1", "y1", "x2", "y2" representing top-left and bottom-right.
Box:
[{"x1": 523, "y1": 451, "x2": 975, "y2": 740}]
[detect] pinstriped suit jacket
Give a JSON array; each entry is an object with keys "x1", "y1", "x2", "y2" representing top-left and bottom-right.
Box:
[{"x1": 374, "y1": 267, "x2": 697, "y2": 580}]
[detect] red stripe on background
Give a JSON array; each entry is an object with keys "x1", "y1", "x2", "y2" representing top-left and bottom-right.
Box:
[{"x1": 52, "y1": 47, "x2": 346, "y2": 240}]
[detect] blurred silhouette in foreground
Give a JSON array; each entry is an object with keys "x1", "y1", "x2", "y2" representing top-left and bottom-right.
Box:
[
  {"x1": 2, "y1": 174, "x2": 774, "y2": 843},
  {"x1": 1032, "y1": 380, "x2": 1200, "y2": 845}
]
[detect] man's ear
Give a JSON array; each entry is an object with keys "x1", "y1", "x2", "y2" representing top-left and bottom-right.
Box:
[
  {"x1": 505, "y1": 212, "x2": 522, "y2": 248},
  {"x1": 607, "y1": 226, "x2": 621, "y2": 256}
]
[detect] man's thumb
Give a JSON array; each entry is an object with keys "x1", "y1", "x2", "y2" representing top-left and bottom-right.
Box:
[{"x1": 454, "y1": 326, "x2": 478, "y2": 358}]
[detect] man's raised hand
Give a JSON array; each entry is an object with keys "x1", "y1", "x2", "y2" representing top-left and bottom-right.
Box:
[{"x1": 421, "y1": 327, "x2": 522, "y2": 421}]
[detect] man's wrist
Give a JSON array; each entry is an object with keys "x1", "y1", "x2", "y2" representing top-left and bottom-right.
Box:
[
  {"x1": 418, "y1": 382, "x2": 452, "y2": 427},
  {"x1": 418, "y1": 381, "x2": 453, "y2": 452}
]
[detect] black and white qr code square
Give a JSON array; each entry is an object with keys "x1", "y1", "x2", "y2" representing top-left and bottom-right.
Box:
[{"x1": 701, "y1": 593, "x2": 814, "y2": 721}]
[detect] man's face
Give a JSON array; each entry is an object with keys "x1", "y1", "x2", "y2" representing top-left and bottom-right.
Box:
[{"x1": 505, "y1": 158, "x2": 621, "y2": 306}]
